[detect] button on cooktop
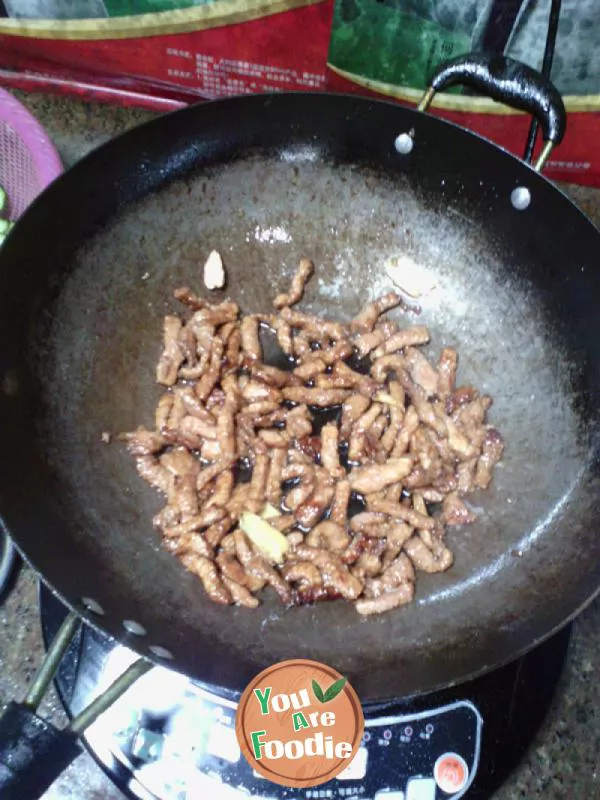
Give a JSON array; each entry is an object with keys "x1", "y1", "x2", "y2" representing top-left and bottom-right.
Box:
[
  {"x1": 405, "y1": 777, "x2": 436, "y2": 800},
  {"x1": 434, "y1": 752, "x2": 469, "y2": 794},
  {"x1": 374, "y1": 790, "x2": 405, "y2": 800},
  {"x1": 337, "y1": 745, "x2": 369, "y2": 780}
]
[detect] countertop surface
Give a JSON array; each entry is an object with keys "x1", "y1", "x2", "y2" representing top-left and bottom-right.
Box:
[{"x1": 0, "y1": 90, "x2": 598, "y2": 800}]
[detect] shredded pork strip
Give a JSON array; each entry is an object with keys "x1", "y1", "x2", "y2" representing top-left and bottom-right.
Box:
[{"x1": 121, "y1": 256, "x2": 504, "y2": 615}]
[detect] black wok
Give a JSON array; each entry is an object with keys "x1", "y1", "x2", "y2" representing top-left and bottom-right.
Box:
[{"x1": 0, "y1": 55, "x2": 599, "y2": 717}]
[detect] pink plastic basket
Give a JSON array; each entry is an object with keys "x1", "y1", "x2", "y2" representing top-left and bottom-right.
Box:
[
  {"x1": 0, "y1": 89, "x2": 62, "y2": 595},
  {"x1": 0, "y1": 87, "x2": 63, "y2": 220}
]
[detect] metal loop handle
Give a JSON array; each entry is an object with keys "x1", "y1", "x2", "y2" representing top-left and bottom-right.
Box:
[
  {"x1": 0, "y1": 610, "x2": 152, "y2": 799},
  {"x1": 418, "y1": 52, "x2": 567, "y2": 172}
]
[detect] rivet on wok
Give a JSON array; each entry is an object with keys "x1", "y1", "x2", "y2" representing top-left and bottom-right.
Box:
[
  {"x1": 81, "y1": 597, "x2": 104, "y2": 615},
  {"x1": 123, "y1": 619, "x2": 147, "y2": 636},
  {"x1": 394, "y1": 133, "x2": 414, "y2": 155},
  {"x1": 148, "y1": 644, "x2": 174, "y2": 660},
  {"x1": 511, "y1": 186, "x2": 531, "y2": 210}
]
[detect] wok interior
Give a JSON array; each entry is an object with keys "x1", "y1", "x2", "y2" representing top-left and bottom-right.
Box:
[{"x1": 34, "y1": 152, "x2": 592, "y2": 699}]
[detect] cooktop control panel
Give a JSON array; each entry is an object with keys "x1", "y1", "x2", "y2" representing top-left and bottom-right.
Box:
[
  {"x1": 86, "y1": 670, "x2": 482, "y2": 800},
  {"x1": 346, "y1": 701, "x2": 481, "y2": 800},
  {"x1": 189, "y1": 694, "x2": 482, "y2": 799}
]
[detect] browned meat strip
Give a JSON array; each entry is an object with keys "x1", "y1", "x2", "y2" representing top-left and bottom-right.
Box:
[
  {"x1": 285, "y1": 477, "x2": 316, "y2": 511},
  {"x1": 162, "y1": 505, "x2": 227, "y2": 539},
  {"x1": 282, "y1": 463, "x2": 316, "y2": 482},
  {"x1": 351, "y1": 552, "x2": 383, "y2": 579},
  {"x1": 445, "y1": 417, "x2": 479, "y2": 459},
  {"x1": 166, "y1": 390, "x2": 186, "y2": 431},
  {"x1": 258, "y1": 429, "x2": 288, "y2": 448},
  {"x1": 404, "y1": 535, "x2": 453, "y2": 573},
  {"x1": 380, "y1": 397, "x2": 403, "y2": 454},
  {"x1": 249, "y1": 453, "x2": 270, "y2": 502},
  {"x1": 294, "y1": 357, "x2": 327, "y2": 380},
  {"x1": 179, "y1": 553, "x2": 232, "y2": 604},
  {"x1": 240, "y1": 316, "x2": 261, "y2": 362},
  {"x1": 272, "y1": 317, "x2": 293, "y2": 355},
  {"x1": 349, "y1": 511, "x2": 388, "y2": 534},
  {"x1": 351, "y1": 292, "x2": 402, "y2": 333},
  {"x1": 283, "y1": 387, "x2": 350, "y2": 406},
  {"x1": 285, "y1": 405, "x2": 313, "y2": 439},
  {"x1": 178, "y1": 324, "x2": 198, "y2": 368},
  {"x1": 266, "y1": 448, "x2": 287, "y2": 505},
  {"x1": 371, "y1": 326, "x2": 430, "y2": 357},
  {"x1": 445, "y1": 385, "x2": 479, "y2": 415},
  {"x1": 370, "y1": 414, "x2": 388, "y2": 439},
  {"x1": 321, "y1": 422, "x2": 344, "y2": 479},
  {"x1": 317, "y1": 339, "x2": 354, "y2": 366},
  {"x1": 180, "y1": 414, "x2": 218, "y2": 440},
  {"x1": 194, "y1": 301, "x2": 239, "y2": 327},
  {"x1": 274, "y1": 258, "x2": 314, "y2": 309},
  {"x1": 222, "y1": 575, "x2": 260, "y2": 608},
  {"x1": 390, "y1": 405, "x2": 419, "y2": 457},
  {"x1": 404, "y1": 347, "x2": 439, "y2": 397},
  {"x1": 167, "y1": 527, "x2": 213, "y2": 559},
  {"x1": 216, "y1": 408, "x2": 236, "y2": 461},
  {"x1": 442, "y1": 491, "x2": 476, "y2": 525},
  {"x1": 350, "y1": 457, "x2": 412, "y2": 494},
  {"x1": 177, "y1": 387, "x2": 213, "y2": 423},
  {"x1": 340, "y1": 394, "x2": 371, "y2": 440},
  {"x1": 200, "y1": 439, "x2": 221, "y2": 461},
  {"x1": 252, "y1": 363, "x2": 299, "y2": 388},
  {"x1": 216, "y1": 551, "x2": 247, "y2": 584},
  {"x1": 353, "y1": 329, "x2": 386, "y2": 358},
  {"x1": 122, "y1": 427, "x2": 165, "y2": 456},
  {"x1": 155, "y1": 393, "x2": 174, "y2": 430},
  {"x1": 293, "y1": 545, "x2": 363, "y2": 600},
  {"x1": 364, "y1": 553, "x2": 415, "y2": 597},
  {"x1": 136, "y1": 455, "x2": 172, "y2": 494},
  {"x1": 224, "y1": 327, "x2": 242, "y2": 371},
  {"x1": 294, "y1": 481, "x2": 335, "y2": 529},
  {"x1": 326, "y1": 362, "x2": 378, "y2": 396},
  {"x1": 187, "y1": 316, "x2": 215, "y2": 356},
  {"x1": 196, "y1": 459, "x2": 234, "y2": 493},
  {"x1": 457, "y1": 457, "x2": 477, "y2": 493},
  {"x1": 400, "y1": 371, "x2": 446, "y2": 438},
  {"x1": 352, "y1": 403, "x2": 382, "y2": 436},
  {"x1": 281, "y1": 561, "x2": 323, "y2": 591},
  {"x1": 272, "y1": 515, "x2": 295, "y2": 532},
  {"x1": 156, "y1": 316, "x2": 184, "y2": 386},
  {"x1": 239, "y1": 400, "x2": 280, "y2": 418},
  {"x1": 208, "y1": 469, "x2": 234, "y2": 508},
  {"x1": 386, "y1": 522, "x2": 414, "y2": 551},
  {"x1": 368, "y1": 498, "x2": 436, "y2": 531},
  {"x1": 195, "y1": 339, "x2": 224, "y2": 402},
  {"x1": 233, "y1": 529, "x2": 289, "y2": 596},
  {"x1": 330, "y1": 479, "x2": 351, "y2": 525},
  {"x1": 174, "y1": 286, "x2": 206, "y2": 310},
  {"x1": 475, "y1": 428, "x2": 505, "y2": 489},
  {"x1": 204, "y1": 516, "x2": 234, "y2": 548},
  {"x1": 355, "y1": 584, "x2": 414, "y2": 615},
  {"x1": 370, "y1": 354, "x2": 405, "y2": 385},
  {"x1": 306, "y1": 520, "x2": 350, "y2": 552},
  {"x1": 242, "y1": 380, "x2": 282, "y2": 404},
  {"x1": 281, "y1": 306, "x2": 346, "y2": 342},
  {"x1": 437, "y1": 348, "x2": 458, "y2": 396}
]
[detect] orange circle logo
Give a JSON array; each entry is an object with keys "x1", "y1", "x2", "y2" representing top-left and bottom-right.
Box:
[{"x1": 235, "y1": 659, "x2": 364, "y2": 788}]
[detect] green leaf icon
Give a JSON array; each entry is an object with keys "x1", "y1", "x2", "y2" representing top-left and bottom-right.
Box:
[
  {"x1": 312, "y1": 679, "x2": 325, "y2": 703},
  {"x1": 312, "y1": 676, "x2": 347, "y2": 704},
  {"x1": 323, "y1": 677, "x2": 347, "y2": 703}
]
